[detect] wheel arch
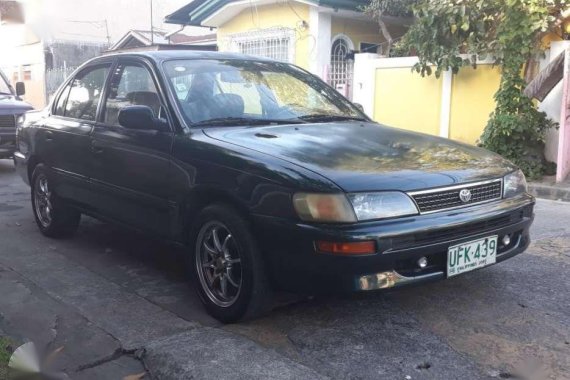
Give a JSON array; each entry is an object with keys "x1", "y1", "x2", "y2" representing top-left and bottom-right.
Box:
[
  {"x1": 179, "y1": 186, "x2": 252, "y2": 242},
  {"x1": 27, "y1": 154, "x2": 40, "y2": 183}
]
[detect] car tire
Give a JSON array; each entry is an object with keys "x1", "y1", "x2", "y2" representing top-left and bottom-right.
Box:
[
  {"x1": 190, "y1": 203, "x2": 273, "y2": 323},
  {"x1": 31, "y1": 164, "x2": 80, "y2": 238}
]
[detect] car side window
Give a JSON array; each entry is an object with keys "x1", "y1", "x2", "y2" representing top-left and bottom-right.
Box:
[
  {"x1": 64, "y1": 65, "x2": 110, "y2": 121},
  {"x1": 103, "y1": 63, "x2": 162, "y2": 127},
  {"x1": 53, "y1": 83, "x2": 71, "y2": 116}
]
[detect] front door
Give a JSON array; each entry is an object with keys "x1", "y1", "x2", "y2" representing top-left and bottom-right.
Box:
[
  {"x1": 40, "y1": 63, "x2": 111, "y2": 206},
  {"x1": 90, "y1": 59, "x2": 174, "y2": 236}
]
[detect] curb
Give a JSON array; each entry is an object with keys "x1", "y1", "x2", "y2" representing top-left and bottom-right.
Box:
[
  {"x1": 144, "y1": 327, "x2": 329, "y2": 380},
  {"x1": 528, "y1": 183, "x2": 570, "y2": 202}
]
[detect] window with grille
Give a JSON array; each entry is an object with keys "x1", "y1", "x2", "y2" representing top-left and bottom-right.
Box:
[
  {"x1": 328, "y1": 35, "x2": 354, "y2": 99},
  {"x1": 226, "y1": 28, "x2": 295, "y2": 63}
]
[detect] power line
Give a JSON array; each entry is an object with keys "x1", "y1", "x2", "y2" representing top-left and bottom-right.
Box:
[
  {"x1": 60, "y1": 19, "x2": 111, "y2": 46},
  {"x1": 287, "y1": 0, "x2": 304, "y2": 23}
]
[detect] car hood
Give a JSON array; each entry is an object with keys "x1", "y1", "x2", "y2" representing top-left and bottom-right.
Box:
[
  {"x1": 0, "y1": 94, "x2": 33, "y2": 115},
  {"x1": 203, "y1": 122, "x2": 516, "y2": 192}
]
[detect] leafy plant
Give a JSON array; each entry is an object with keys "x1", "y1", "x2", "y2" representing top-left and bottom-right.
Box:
[
  {"x1": 478, "y1": 0, "x2": 561, "y2": 179},
  {"x1": 0, "y1": 337, "x2": 14, "y2": 379},
  {"x1": 367, "y1": 0, "x2": 567, "y2": 179},
  {"x1": 363, "y1": 0, "x2": 418, "y2": 54}
]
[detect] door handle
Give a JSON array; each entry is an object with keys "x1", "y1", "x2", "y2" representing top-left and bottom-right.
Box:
[{"x1": 45, "y1": 131, "x2": 54, "y2": 142}]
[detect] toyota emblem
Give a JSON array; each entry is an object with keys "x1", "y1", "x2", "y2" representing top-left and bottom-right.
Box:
[{"x1": 459, "y1": 189, "x2": 472, "y2": 203}]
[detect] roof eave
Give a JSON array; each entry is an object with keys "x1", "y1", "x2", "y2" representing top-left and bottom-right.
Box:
[{"x1": 164, "y1": 0, "x2": 368, "y2": 26}]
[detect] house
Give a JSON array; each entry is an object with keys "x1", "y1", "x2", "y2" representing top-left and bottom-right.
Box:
[
  {"x1": 109, "y1": 29, "x2": 217, "y2": 52},
  {"x1": 165, "y1": 0, "x2": 409, "y2": 99}
]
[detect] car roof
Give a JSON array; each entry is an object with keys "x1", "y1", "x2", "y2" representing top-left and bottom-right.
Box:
[{"x1": 94, "y1": 50, "x2": 276, "y2": 64}]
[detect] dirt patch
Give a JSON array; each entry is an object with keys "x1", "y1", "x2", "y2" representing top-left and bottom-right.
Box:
[
  {"x1": 452, "y1": 331, "x2": 569, "y2": 380},
  {"x1": 529, "y1": 238, "x2": 570, "y2": 262}
]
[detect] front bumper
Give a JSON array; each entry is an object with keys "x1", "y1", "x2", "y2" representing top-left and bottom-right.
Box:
[{"x1": 253, "y1": 193, "x2": 534, "y2": 294}]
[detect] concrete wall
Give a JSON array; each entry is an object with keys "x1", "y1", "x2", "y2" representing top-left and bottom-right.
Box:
[
  {"x1": 13, "y1": 43, "x2": 46, "y2": 109},
  {"x1": 373, "y1": 64, "x2": 443, "y2": 136},
  {"x1": 354, "y1": 54, "x2": 502, "y2": 145},
  {"x1": 449, "y1": 65, "x2": 502, "y2": 143},
  {"x1": 540, "y1": 41, "x2": 570, "y2": 164},
  {"x1": 0, "y1": 22, "x2": 46, "y2": 109}
]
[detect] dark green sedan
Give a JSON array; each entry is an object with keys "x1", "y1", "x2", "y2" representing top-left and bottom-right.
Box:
[{"x1": 14, "y1": 51, "x2": 534, "y2": 323}]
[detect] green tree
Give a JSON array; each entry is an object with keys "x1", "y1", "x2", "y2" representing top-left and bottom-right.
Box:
[
  {"x1": 363, "y1": 0, "x2": 418, "y2": 54},
  {"x1": 367, "y1": 0, "x2": 568, "y2": 179}
]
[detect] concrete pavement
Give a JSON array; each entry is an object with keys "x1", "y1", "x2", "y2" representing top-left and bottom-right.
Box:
[{"x1": 0, "y1": 159, "x2": 569, "y2": 379}]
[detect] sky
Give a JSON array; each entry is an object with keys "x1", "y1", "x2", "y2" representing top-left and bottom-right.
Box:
[{"x1": 0, "y1": 0, "x2": 206, "y2": 48}]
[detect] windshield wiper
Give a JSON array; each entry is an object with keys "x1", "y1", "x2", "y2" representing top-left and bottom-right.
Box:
[
  {"x1": 298, "y1": 114, "x2": 368, "y2": 122},
  {"x1": 193, "y1": 117, "x2": 304, "y2": 127}
]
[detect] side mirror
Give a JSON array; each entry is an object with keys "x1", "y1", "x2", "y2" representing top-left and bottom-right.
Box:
[
  {"x1": 118, "y1": 106, "x2": 167, "y2": 131},
  {"x1": 15, "y1": 82, "x2": 25, "y2": 96}
]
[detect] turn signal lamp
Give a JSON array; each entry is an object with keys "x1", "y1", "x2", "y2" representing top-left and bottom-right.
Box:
[{"x1": 316, "y1": 241, "x2": 376, "y2": 255}]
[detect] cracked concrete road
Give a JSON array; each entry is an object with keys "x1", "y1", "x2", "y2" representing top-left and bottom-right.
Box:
[{"x1": 0, "y1": 159, "x2": 569, "y2": 380}]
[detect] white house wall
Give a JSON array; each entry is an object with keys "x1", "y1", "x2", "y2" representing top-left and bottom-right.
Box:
[
  {"x1": 308, "y1": 7, "x2": 331, "y2": 79},
  {"x1": 541, "y1": 41, "x2": 570, "y2": 164}
]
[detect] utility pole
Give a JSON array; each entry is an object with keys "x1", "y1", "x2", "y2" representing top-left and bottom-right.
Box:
[
  {"x1": 104, "y1": 19, "x2": 110, "y2": 47},
  {"x1": 150, "y1": 0, "x2": 154, "y2": 45}
]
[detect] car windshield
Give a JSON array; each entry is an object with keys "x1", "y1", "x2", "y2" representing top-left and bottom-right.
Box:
[
  {"x1": 163, "y1": 59, "x2": 366, "y2": 126},
  {"x1": 0, "y1": 71, "x2": 11, "y2": 95}
]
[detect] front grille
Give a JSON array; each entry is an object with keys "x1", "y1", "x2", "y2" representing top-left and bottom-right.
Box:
[
  {"x1": 410, "y1": 179, "x2": 502, "y2": 213},
  {"x1": 0, "y1": 115, "x2": 16, "y2": 129}
]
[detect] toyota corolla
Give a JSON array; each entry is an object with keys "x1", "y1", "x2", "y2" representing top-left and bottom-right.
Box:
[{"x1": 14, "y1": 51, "x2": 534, "y2": 322}]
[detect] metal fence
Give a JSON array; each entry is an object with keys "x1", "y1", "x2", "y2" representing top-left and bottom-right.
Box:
[{"x1": 45, "y1": 66, "x2": 77, "y2": 97}]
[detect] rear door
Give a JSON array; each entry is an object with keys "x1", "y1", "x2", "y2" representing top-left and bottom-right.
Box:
[
  {"x1": 39, "y1": 63, "x2": 111, "y2": 206},
  {"x1": 89, "y1": 58, "x2": 174, "y2": 235}
]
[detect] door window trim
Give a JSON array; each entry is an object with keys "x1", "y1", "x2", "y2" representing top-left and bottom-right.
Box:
[
  {"x1": 98, "y1": 57, "x2": 174, "y2": 132},
  {"x1": 51, "y1": 61, "x2": 113, "y2": 124}
]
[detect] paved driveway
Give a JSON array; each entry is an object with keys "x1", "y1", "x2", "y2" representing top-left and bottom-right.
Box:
[{"x1": 0, "y1": 159, "x2": 568, "y2": 379}]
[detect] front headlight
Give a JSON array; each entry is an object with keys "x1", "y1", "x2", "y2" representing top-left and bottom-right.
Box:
[
  {"x1": 293, "y1": 192, "x2": 419, "y2": 223},
  {"x1": 293, "y1": 193, "x2": 357, "y2": 223},
  {"x1": 348, "y1": 192, "x2": 418, "y2": 221},
  {"x1": 503, "y1": 170, "x2": 527, "y2": 198}
]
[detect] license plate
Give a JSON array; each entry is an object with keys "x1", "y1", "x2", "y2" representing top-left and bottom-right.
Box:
[{"x1": 447, "y1": 236, "x2": 497, "y2": 277}]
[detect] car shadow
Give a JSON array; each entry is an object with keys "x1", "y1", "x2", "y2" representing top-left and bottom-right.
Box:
[
  {"x1": 72, "y1": 216, "x2": 310, "y2": 328},
  {"x1": 68, "y1": 216, "x2": 223, "y2": 327},
  {"x1": 0, "y1": 158, "x2": 15, "y2": 175}
]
